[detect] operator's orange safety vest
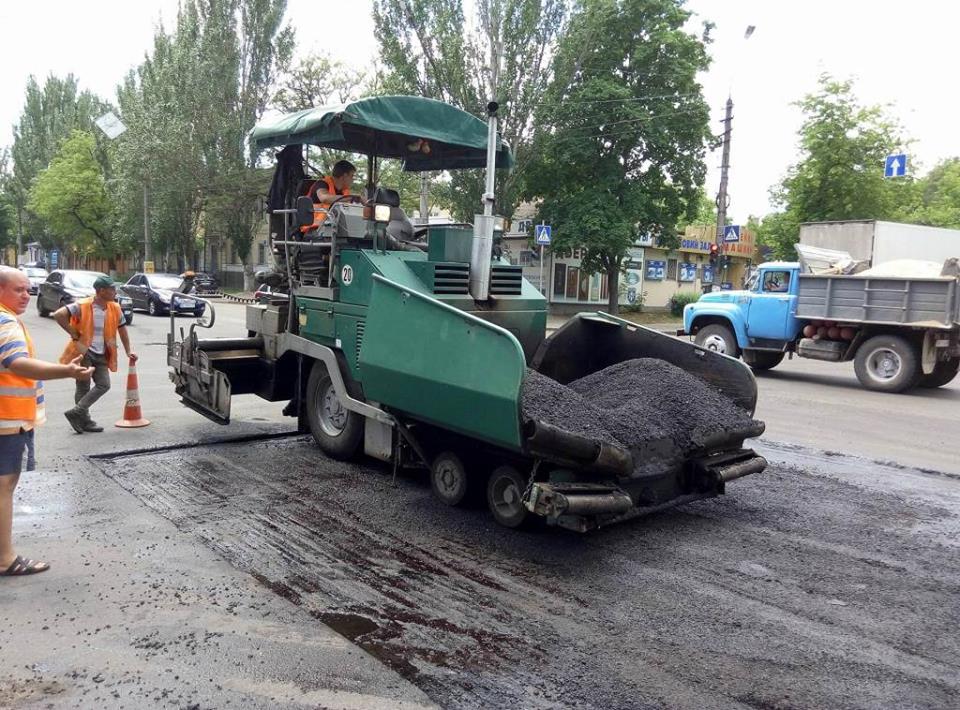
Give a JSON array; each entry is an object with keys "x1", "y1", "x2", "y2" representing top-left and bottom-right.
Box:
[
  {"x1": 300, "y1": 175, "x2": 350, "y2": 233},
  {"x1": 0, "y1": 304, "x2": 45, "y2": 431},
  {"x1": 59, "y1": 297, "x2": 123, "y2": 372}
]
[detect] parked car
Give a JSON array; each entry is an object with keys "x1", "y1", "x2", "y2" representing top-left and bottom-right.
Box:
[
  {"x1": 19, "y1": 266, "x2": 49, "y2": 295},
  {"x1": 37, "y1": 270, "x2": 134, "y2": 324},
  {"x1": 253, "y1": 284, "x2": 289, "y2": 304},
  {"x1": 183, "y1": 271, "x2": 219, "y2": 294},
  {"x1": 123, "y1": 272, "x2": 206, "y2": 317}
]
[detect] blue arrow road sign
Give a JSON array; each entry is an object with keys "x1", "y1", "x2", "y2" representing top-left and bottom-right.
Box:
[
  {"x1": 535, "y1": 224, "x2": 552, "y2": 245},
  {"x1": 723, "y1": 225, "x2": 741, "y2": 243},
  {"x1": 885, "y1": 153, "x2": 907, "y2": 178}
]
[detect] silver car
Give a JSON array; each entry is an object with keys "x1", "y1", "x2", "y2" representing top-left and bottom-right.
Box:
[{"x1": 19, "y1": 266, "x2": 49, "y2": 295}]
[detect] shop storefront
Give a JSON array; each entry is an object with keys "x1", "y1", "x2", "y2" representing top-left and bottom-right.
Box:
[{"x1": 548, "y1": 246, "x2": 646, "y2": 307}]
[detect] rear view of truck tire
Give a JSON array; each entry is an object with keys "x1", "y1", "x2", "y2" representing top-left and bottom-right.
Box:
[{"x1": 853, "y1": 334, "x2": 921, "y2": 393}]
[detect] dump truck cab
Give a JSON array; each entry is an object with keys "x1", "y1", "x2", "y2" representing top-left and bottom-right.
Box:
[{"x1": 169, "y1": 95, "x2": 767, "y2": 532}]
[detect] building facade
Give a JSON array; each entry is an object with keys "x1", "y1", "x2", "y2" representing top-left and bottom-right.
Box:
[{"x1": 501, "y1": 222, "x2": 758, "y2": 312}]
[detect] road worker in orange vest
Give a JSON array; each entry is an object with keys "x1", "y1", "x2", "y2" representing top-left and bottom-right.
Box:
[
  {"x1": 0, "y1": 266, "x2": 93, "y2": 577},
  {"x1": 53, "y1": 276, "x2": 138, "y2": 434},
  {"x1": 300, "y1": 159, "x2": 359, "y2": 233}
]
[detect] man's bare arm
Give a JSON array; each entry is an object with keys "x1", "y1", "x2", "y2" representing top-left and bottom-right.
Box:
[
  {"x1": 52, "y1": 307, "x2": 80, "y2": 340},
  {"x1": 9, "y1": 356, "x2": 92, "y2": 381},
  {"x1": 118, "y1": 326, "x2": 138, "y2": 362}
]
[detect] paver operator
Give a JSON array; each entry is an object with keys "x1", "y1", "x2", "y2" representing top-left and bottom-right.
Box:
[
  {"x1": 0, "y1": 266, "x2": 93, "y2": 577},
  {"x1": 53, "y1": 276, "x2": 138, "y2": 434},
  {"x1": 301, "y1": 159, "x2": 358, "y2": 233}
]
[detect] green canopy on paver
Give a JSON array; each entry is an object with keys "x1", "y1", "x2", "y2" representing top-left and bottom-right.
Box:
[{"x1": 249, "y1": 95, "x2": 513, "y2": 171}]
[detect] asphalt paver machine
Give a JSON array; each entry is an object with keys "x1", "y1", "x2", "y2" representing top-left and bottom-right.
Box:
[{"x1": 169, "y1": 96, "x2": 766, "y2": 531}]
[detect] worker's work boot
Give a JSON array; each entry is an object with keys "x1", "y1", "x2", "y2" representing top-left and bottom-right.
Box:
[
  {"x1": 63, "y1": 408, "x2": 86, "y2": 434},
  {"x1": 82, "y1": 419, "x2": 104, "y2": 433}
]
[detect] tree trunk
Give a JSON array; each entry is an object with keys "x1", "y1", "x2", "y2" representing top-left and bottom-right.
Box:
[
  {"x1": 607, "y1": 263, "x2": 620, "y2": 316},
  {"x1": 242, "y1": 259, "x2": 255, "y2": 291}
]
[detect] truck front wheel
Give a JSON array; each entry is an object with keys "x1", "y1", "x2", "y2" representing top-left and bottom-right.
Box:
[
  {"x1": 306, "y1": 362, "x2": 364, "y2": 459},
  {"x1": 742, "y1": 350, "x2": 784, "y2": 371},
  {"x1": 917, "y1": 357, "x2": 959, "y2": 389},
  {"x1": 694, "y1": 324, "x2": 740, "y2": 358},
  {"x1": 854, "y1": 335, "x2": 920, "y2": 393}
]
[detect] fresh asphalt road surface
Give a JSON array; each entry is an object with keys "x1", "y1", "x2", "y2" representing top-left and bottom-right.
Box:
[
  {"x1": 10, "y1": 299, "x2": 960, "y2": 708},
  {"x1": 95, "y1": 436, "x2": 960, "y2": 710}
]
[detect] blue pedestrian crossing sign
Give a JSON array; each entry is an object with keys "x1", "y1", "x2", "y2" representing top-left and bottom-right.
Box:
[
  {"x1": 535, "y1": 224, "x2": 552, "y2": 245},
  {"x1": 723, "y1": 225, "x2": 741, "y2": 243},
  {"x1": 884, "y1": 153, "x2": 907, "y2": 178}
]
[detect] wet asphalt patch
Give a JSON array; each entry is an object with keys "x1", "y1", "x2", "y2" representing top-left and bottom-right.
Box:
[{"x1": 94, "y1": 437, "x2": 960, "y2": 710}]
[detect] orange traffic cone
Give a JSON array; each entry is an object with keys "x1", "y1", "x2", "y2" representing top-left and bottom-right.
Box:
[{"x1": 115, "y1": 356, "x2": 150, "y2": 428}]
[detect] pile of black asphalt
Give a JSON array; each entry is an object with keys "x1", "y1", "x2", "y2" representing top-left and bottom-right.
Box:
[{"x1": 520, "y1": 358, "x2": 759, "y2": 465}]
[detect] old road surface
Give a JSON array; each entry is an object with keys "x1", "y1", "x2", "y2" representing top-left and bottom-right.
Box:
[{"x1": 94, "y1": 435, "x2": 960, "y2": 710}]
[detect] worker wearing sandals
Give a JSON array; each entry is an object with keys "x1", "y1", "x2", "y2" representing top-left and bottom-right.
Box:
[
  {"x1": 53, "y1": 275, "x2": 138, "y2": 434},
  {"x1": 0, "y1": 267, "x2": 93, "y2": 577}
]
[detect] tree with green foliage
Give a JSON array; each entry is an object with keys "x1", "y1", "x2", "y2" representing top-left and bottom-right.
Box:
[
  {"x1": 523, "y1": 0, "x2": 712, "y2": 314},
  {"x1": 114, "y1": 0, "x2": 293, "y2": 285},
  {"x1": 0, "y1": 151, "x2": 17, "y2": 254},
  {"x1": 372, "y1": 0, "x2": 567, "y2": 220},
  {"x1": 899, "y1": 157, "x2": 960, "y2": 229},
  {"x1": 759, "y1": 75, "x2": 908, "y2": 259},
  {"x1": 272, "y1": 52, "x2": 366, "y2": 111},
  {"x1": 9, "y1": 75, "x2": 109, "y2": 248},
  {"x1": 676, "y1": 189, "x2": 719, "y2": 232},
  {"x1": 27, "y1": 131, "x2": 129, "y2": 268}
]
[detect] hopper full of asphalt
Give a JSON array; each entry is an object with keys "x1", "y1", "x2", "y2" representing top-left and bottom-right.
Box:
[{"x1": 520, "y1": 358, "x2": 761, "y2": 474}]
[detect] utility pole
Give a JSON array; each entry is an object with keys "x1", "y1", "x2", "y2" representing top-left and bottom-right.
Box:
[
  {"x1": 143, "y1": 182, "x2": 152, "y2": 267},
  {"x1": 712, "y1": 97, "x2": 733, "y2": 291}
]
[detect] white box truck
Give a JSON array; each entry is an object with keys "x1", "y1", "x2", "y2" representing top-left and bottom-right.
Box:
[{"x1": 798, "y1": 220, "x2": 960, "y2": 266}]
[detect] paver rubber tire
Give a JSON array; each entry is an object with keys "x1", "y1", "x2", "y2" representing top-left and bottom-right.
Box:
[
  {"x1": 917, "y1": 357, "x2": 959, "y2": 389},
  {"x1": 305, "y1": 361, "x2": 364, "y2": 460},
  {"x1": 37, "y1": 295, "x2": 49, "y2": 317},
  {"x1": 486, "y1": 465, "x2": 530, "y2": 528},
  {"x1": 694, "y1": 323, "x2": 740, "y2": 358},
  {"x1": 742, "y1": 349, "x2": 784, "y2": 371},
  {"x1": 431, "y1": 451, "x2": 471, "y2": 507},
  {"x1": 854, "y1": 334, "x2": 921, "y2": 393}
]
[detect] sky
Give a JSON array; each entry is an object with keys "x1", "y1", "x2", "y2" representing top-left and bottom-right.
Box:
[{"x1": 1, "y1": 0, "x2": 957, "y2": 223}]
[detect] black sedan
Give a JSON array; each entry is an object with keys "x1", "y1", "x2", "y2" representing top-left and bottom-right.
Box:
[
  {"x1": 123, "y1": 272, "x2": 206, "y2": 317},
  {"x1": 37, "y1": 270, "x2": 135, "y2": 324}
]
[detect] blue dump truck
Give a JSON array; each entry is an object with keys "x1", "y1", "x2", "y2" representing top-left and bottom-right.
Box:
[{"x1": 680, "y1": 261, "x2": 960, "y2": 393}]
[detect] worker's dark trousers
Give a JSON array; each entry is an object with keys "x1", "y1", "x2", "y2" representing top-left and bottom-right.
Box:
[{"x1": 73, "y1": 351, "x2": 111, "y2": 416}]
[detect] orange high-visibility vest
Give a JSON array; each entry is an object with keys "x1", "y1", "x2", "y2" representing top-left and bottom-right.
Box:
[
  {"x1": 0, "y1": 303, "x2": 45, "y2": 431},
  {"x1": 59, "y1": 298, "x2": 123, "y2": 372},
  {"x1": 300, "y1": 175, "x2": 350, "y2": 233}
]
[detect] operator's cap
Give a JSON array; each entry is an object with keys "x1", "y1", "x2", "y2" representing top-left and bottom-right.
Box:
[{"x1": 93, "y1": 275, "x2": 119, "y2": 290}]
